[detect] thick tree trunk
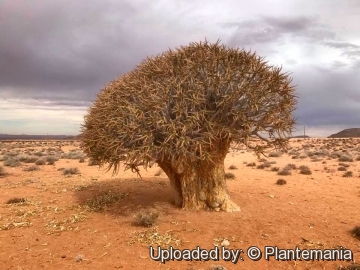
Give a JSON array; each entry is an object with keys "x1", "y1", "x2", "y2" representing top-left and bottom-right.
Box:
[{"x1": 157, "y1": 141, "x2": 240, "y2": 212}]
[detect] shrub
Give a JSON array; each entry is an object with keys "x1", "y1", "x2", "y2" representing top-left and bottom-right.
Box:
[
  {"x1": 34, "y1": 151, "x2": 44, "y2": 157},
  {"x1": 269, "y1": 161, "x2": 277, "y2": 164},
  {"x1": 286, "y1": 163, "x2": 297, "y2": 170},
  {"x1": 262, "y1": 162, "x2": 272, "y2": 168},
  {"x1": 6, "y1": 197, "x2": 26, "y2": 204},
  {"x1": 299, "y1": 165, "x2": 312, "y2": 175},
  {"x1": 23, "y1": 165, "x2": 40, "y2": 172},
  {"x1": 61, "y1": 151, "x2": 85, "y2": 160},
  {"x1": 271, "y1": 167, "x2": 280, "y2": 172},
  {"x1": 224, "y1": 172, "x2": 235, "y2": 180},
  {"x1": 46, "y1": 156, "x2": 58, "y2": 165},
  {"x1": 133, "y1": 210, "x2": 159, "y2": 227},
  {"x1": 35, "y1": 159, "x2": 46, "y2": 165},
  {"x1": 19, "y1": 155, "x2": 38, "y2": 163},
  {"x1": 276, "y1": 179, "x2": 287, "y2": 185},
  {"x1": 277, "y1": 168, "x2": 291, "y2": 176},
  {"x1": 339, "y1": 162, "x2": 350, "y2": 167},
  {"x1": 6, "y1": 151, "x2": 19, "y2": 157},
  {"x1": 88, "y1": 159, "x2": 100, "y2": 166},
  {"x1": 0, "y1": 165, "x2": 7, "y2": 177},
  {"x1": 338, "y1": 166, "x2": 347, "y2": 171},
  {"x1": 350, "y1": 226, "x2": 360, "y2": 240},
  {"x1": 269, "y1": 152, "x2": 282, "y2": 157},
  {"x1": 228, "y1": 165, "x2": 238, "y2": 170},
  {"x1": 3, "y1": 158, "x2": 21, "y2": 167},
  {"x1": 339, "y1": 155, "x2": 353, "y2": 162},
  {"x1": 342, "y1": 171, "x2": 353, "y2": 178},
  {"x1": 79, "y1": 157, "x2": 85, "y2": 163},
  {"x1": 246, "y1": 162, "x2": 256, "y2": 167},
  {"x1": 63, "y1": 167, "x2": 80, "y2": 175}
]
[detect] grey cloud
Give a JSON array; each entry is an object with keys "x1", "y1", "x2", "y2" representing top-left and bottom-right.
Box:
[
  {"x1": 291, "y1": 65, "x2": 360, "y2": 127},
  {"x1": 331, "y1": 60, "x2": 348, "y2": 69},
  {"x1": 224, "y1": 16, "x2": 335, "y2": 48},
  {"x1": 341, "y1": 49, "x2": 360, "y2": 58},
  {"x1": 323, "y1": 41, "x2": 360, "y2": 61},
  {"x1": 0, "y1": 0, "x2": 154, "y2": 102},
  {"x1": 324, "y1": 41, "x2": 360, "y2": 49}
]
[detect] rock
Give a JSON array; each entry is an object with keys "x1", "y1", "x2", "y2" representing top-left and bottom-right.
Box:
[
  {"x1": 209, "y1": 202, "x2": 219, "y2": 208},
  {"x1": 221, "y1": 239, "x2": 230, "y2": 247}
]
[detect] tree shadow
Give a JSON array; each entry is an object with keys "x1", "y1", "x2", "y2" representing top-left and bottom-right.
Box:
[{"x1": 73, "y1": 177, "x2": 176, "y2": 217}]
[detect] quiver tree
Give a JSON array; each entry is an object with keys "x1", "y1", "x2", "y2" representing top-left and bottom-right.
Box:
[{"x1": 80, "y1": 40, "x2": 297, "y2": 212}]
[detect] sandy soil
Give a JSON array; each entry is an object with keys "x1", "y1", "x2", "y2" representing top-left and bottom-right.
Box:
[{"x1": 0, "y1": 138, "x2": 359, "y2": 270}]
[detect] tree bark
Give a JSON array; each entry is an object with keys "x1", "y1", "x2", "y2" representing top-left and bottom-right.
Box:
[{"x1": 157, "y1": 140, "x2": 240, "y2": 212}]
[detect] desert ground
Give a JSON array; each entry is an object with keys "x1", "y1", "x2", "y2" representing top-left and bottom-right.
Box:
[{"x1": 0, "y1": 138, "x2": 359, "y2": 270}]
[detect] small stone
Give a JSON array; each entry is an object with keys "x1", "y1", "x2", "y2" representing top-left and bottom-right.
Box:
[
  {"x1": 75, "y1": 255, "x2": 83, "y2": 262},
  {"x1": 61, "y1": 255, "x2": 66, "y2": 258},
  {"x1": 221, "y1": 239, "x2": 230, "y2": 247},
  {"x1": 269, "y1": 195, "x2": 274, "y2": 198},
  {"x1": 209, "y1": 202, "x2": 219, "y2": 208}
]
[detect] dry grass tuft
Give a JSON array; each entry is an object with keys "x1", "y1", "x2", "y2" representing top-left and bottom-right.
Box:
[
  {"x1": 210, "y1": 266, "x2": 227, "y2": 270},
  {"x1": 338, "y1": 263, "x2": 360, "y2": 270},
  {"x1": 128, "y1": 226, "x2": 181, "y2": 248},
  {"x1": 228, "y1": 165, "x2": 238, "y2": 170},
  {"x1": 0, "y1": 221, "x2": 32, "y2": 231},
  {"x1": 45, "y1": 213, "x2": 88, "y2": 234}
]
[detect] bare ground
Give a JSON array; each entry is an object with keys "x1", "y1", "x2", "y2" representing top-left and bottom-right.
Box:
[{"x1": 0, "y1": 138, "x2": 359, "y2": 270}]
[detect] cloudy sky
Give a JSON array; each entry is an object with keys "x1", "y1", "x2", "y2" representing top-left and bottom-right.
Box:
[{"x1": 1, "y1": 0, "x2": 359, "y2": 137}]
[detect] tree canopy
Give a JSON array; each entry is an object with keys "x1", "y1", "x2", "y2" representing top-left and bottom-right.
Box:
[{"x1": 80, "y1": 40, "x2": 297, "y2": 176}]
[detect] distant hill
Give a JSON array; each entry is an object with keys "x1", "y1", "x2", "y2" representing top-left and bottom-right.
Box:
[
  {"x1": 328, "y1": 128, "x2": 360, "y2": 138},
  {"x1": 0, "y1": 134, "x2": 77, "y2": 140},
  {"x1": 64, "y1": 134, "x2": 82, "y2": 140},
  {"x1": 290, "y1": 135, "x2": 311, "y2": 138}
]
